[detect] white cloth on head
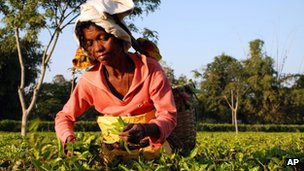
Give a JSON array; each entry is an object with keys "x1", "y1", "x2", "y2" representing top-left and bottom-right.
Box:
[{"x1": 74, "y1": 0, "x2": 134, "y2": 52}]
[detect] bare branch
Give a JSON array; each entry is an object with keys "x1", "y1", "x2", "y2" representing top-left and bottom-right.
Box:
[
  {"x1": 231, "y1": 90, "x2": 234, "y2": 110},
  {"x1": 54, "y1": 4, "x2": 59, "y2": 27},
  {"x1": 235, "y1": 90, "x2": 239, "y2": 111},
  {"x1": 45, "y1": 31, "x2": 60, "y2": 64},
  {"x1": 223, "y1": 95, "x2": 233, "y2": 109},
  {"x1": 14, "y1": 27, "x2": 26, "y2": 113},
  {"x1": 62, "y1": 3, "x2": 81, "y2": 22},
  {"x1": 41, "y1": 30, "x2": 57, "y2": 65},
  {"x1": 59, "y1": 1, "x2": 81, "y2": 30},
  {"x1": 62, "y1": 1, "x2": 70, "y2": 14},
  {"x1": 61, "y1": 13, "x2": 79, "y2": 30},
  {"x1": 26, "y1": 24, "x2": 62, "y2": 118}
]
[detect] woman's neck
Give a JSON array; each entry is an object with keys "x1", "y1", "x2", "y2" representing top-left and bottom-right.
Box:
[{"x1": 103, "y1": 54, "x2": 134, "y2": 79}]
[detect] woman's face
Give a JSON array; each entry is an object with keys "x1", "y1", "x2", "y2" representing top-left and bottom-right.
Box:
[{"x1": 82, "y1": 25, "x2": 124, "y2": 65}]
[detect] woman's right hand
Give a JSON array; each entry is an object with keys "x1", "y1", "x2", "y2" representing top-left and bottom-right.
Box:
[
  {"x1": 66, "y1": 135, "x2": 76, "y2": 143},
  {"x1": 64, "y1": 135, "x2": 76, "y2": 156},
  {"x1": 119, "y1": 123, "x2": 160, "y2": 143},
  {"x1": 119, "y1": 124, "x2": 146, "y2": 144}
]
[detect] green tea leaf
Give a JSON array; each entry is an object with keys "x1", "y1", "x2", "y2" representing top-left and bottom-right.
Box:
[
  {"x1": 117, "y1": 116, "x2": 127, "y2": 127},
  {"x1": 123, "y1": 140, "x2": 132, "y2": 154}
]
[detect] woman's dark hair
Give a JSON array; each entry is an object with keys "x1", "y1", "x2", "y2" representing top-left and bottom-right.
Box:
[
  {"x1": 75, "y1": 21, "x2": 104, "y2": 49},
  {"x1": 75, "y1": 21, "x2": 126, "y2": 51}
]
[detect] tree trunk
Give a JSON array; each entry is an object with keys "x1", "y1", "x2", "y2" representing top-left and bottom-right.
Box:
[
  {"x1": 21, "y1": 112, "x2": 28, "y2": 136},
  {"x1": 15, "y1": 27, "x2": 28, "y2": 136},
  {"x1": 10, "y1": 1, "x2": 88, "y2": 137},
  {"x1": 234, "y1": 90, "x2": 239, "y2": 134},
  {"x1": 15, "y1": 24, "x2": 60, "y2": 136},
  {"x1": 234, "y1": 110, "x2": 238, "y2": 134},
  {"x1": 224, "y1": 89, "x2": 239, "y2": 134},
  {"x1": 15, "y1": 26, "x2": 50, "y2": 136},
  {"x1": 231, "y1": 110, "x2": 235, "y2": 124}
]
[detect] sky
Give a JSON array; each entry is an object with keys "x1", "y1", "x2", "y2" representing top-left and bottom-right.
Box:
[{"x1": 44, "y1": 0, "x2": 304, "y2": 82}]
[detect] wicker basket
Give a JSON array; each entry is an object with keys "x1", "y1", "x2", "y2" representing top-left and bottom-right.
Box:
[{"x1": 167, "y1": 84, "x2": 197, "y2": 153}]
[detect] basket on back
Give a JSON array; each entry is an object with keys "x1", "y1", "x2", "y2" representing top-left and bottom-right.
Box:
[{"x1": 167, "y1": 83, "x2": 197, "y2": 154}]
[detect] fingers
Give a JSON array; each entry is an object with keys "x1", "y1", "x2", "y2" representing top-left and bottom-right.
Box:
[
  {"x1": 119, "y1": 124, "x2": 145, "y2": 144},
  {"x1": 127, "y1": 124, "x2": 145, "y2": 144},
  {"x1": 119, "y1": 124, "x2": 138, "y2": 138},
  {"x1": 122, "y1": 123, "x2": 134, "y2": 132},
  {"x1": 63, "y1": 135, "x2": 77, "y2": 156},
  {"x1": 66, "y1": 135, "x2": 76, "y2": 143},
  {"x1": 119, "y1": 124, "x2": 132, "y2": 141},
  {"x1": 139, "y1": 138, "x2": 150, "y2": 148}
]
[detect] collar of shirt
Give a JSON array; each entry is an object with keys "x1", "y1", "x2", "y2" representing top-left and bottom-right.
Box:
[{"x1": 81, "y1": 53, "x2": 149, "y2": 98}]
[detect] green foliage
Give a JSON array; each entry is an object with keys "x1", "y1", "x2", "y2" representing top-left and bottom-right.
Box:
[
  {"x1": 195, "y1": 132, "x2": 304, "y2": 170},
  {"x1": 0, "y1": 132, "x2": 103, "y2": 170},
  {"x1": 126, "y1": 0, "x2": 162, "y2": 41},
  {"x1": 275, "y1": 74, "x2": 304, "y2": 124},
  {"x1": 0, "y1": 120, "x2": 21, "y2": 131},
  {"x1": 193, "y1": 39, "x2": 304, "y2": 124},
  {"x1": 0, "y1": 0, "x2": 162, "y2": 122},
  {"x1": 242, "y1": 39, "x2": 281, "y2": 123},
  {"x1": 1, "y1": 0, "x2": 45, "y2": 43},
  {"x1": 31, "y1": 75, "x2": 100, "y2": 121},
  {"x1": 3, "y1": 119, "x2": 304, "y2": 133},
  {"x1": 195, "y1": 54, "x2": 244, "y2": 122},
  {"x1": 102, "y1": 117, "x2": 134, "y2": 153},
  {"x1": 131, "y1": 0, "x2": 161, "y2": 18},
  {"x1": 293, "y1": 74, "x2": 304, "y2": 88},
  {"x1": 0, "y1": 120, "x2": 102, "y2": 132},
  {"x1": 31, "y1": 76, "x2": 72, "y2": 120},
  {"x1": 0, "y1": 132, "x2": 303, "y2": 170},
  {"x1": 0, "y1": 0, "x2": 88, "y2": 126},
  {"x1": 197, "y1": 123, "x2": 304, "y2": 132},
  {"x1": 0, "y1": 29, "x2": 42, "y2": 120},
  {"x1": 141, "y1": 28, "x2": 159, "y2": 44},
  {"x1": 102, "y1": 116, "x2": 126, "y2": 144},
  {"x1": 160, "y1": 60, "x2": 191, "y2": 87}
]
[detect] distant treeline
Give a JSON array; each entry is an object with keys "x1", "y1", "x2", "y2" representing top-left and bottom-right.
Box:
[
  {"x1": 1, "y1": 39, "x2": 304, "y2": 124},
  {"x1": 1, "y1": 120, "x2": 304, "y2": 132}
]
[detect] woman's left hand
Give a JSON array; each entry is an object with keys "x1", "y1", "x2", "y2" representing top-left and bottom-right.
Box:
[{"x1": 119, "y1": 124, "x2": 146, "y2": 144}]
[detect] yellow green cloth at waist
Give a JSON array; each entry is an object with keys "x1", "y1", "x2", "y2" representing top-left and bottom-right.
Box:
[{"x1": 97, "y1": 110, "x2": 155, "y2": 143}]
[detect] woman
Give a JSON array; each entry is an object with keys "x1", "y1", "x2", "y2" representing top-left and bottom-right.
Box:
[{"x1": 55, "y1": 0, "x2": 176, "y2": 161}]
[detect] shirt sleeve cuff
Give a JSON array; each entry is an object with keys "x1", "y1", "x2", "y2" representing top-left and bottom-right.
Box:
[
  {"x1": 61, "y1": 130, "x2": 75, "y2": 144},
  {"x1": 148, "y1": 120, "x2": 166, "y2": 144}
]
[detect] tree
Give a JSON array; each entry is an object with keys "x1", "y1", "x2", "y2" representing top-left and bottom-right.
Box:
[
  {"x1": 31, "y1": 75, "x2": 71, "y2": 121},
  {"x1": 31, "y1": 75, "x2": 100, "y2": 121},
  {"x1": 242, "y1": 39, "x2": 281, "y2": 123},
  {"x1": 0, "y1": 30, "x2": 42, "y2": 120},
  {"x1": 159, "y1": 60, "x2": 176, "y2": 85},
  {"x1": 220, "y1": 55, "x2": 244, "y2": 130},
  {"x1": 293, "y1": 74, "x2": 304, "y2": 89},
  {"x1": 1, "y1": 0, "x2": 161, "y2": 136},
  {"x1": 129, "y1": 0, "x2": 160, "y2": 42},
  {"x1": 160, "y1": 60, "x2": 189, "y2": 87},
  {"x1": 1, "y1": 0, "x2": 87, "y2": 136},
  {"x1": 277, "y1": 74, "x2": 304, "y2": 124},
  {"x1": 195, "y1": 54, "x2": 244, "y2": 131}
]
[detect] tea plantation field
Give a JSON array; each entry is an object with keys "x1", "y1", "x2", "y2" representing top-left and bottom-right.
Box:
[{"x1": 0, "y1": 132, "x2": 303, "y2": 170}]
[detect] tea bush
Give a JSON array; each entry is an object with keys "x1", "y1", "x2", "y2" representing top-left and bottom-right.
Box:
[{"x1": 0, "y1": 132, "x2": 303, "y2": 170}]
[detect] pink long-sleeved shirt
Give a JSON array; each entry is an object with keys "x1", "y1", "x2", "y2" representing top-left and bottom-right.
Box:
[{"x1": 55, "y1": 53, "x2": 177, "y2": 145}]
